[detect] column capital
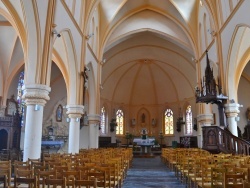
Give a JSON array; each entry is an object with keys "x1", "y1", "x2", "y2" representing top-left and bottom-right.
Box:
[
  {"x1": 224, "y1": 103, "x2": 240, "y2": 117},
  {"x1": 66, "y1": 105, "x2": 84, "y2": 118},
  {"x1": 88, "y1": 114, "x2": 101, "y2": 124},
  {"x1": 22, "y1": 84, "x2": 51, "y2": 106},
  {"x1": 197, "y1": 113, "x2": 213, "y2": 125}
]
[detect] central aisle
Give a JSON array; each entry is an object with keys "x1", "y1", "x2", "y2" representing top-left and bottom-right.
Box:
[{"x1": 123, "y1": 156, "x2": 186, "y2": 188}]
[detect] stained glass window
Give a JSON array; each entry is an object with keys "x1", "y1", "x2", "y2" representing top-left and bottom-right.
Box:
[
  {"x1": 164, "y1": 109, "x2": 174, "y2": 135},
  {"x1": 100, "y1": 107, "x2": 106, "y2": 134},
  {"x1": 185, "y1": 105, "x2": 192, "y2": 135},
  {"x1": 116, "y1": 109, "x2": 124, "y2": 135},
  {"x1": 17, "y1": 71, "x2": 25, "y2": 126}
]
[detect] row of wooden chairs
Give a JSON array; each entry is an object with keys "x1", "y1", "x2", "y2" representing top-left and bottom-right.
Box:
[
  {"x1": 0, "y1": 148, "x2": 133, "y2": 187},
  {"x1": 161, "y1": 148, "x2": 250, "y2": 188}
]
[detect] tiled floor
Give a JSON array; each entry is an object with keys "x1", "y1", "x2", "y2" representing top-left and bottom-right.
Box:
[{"x1": 123, "y1": 156, "x2": 186, "y2": 188}]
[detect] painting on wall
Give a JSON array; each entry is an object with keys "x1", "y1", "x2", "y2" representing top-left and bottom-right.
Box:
[{"x1": 56, "y1": 104, "x2": 63, "y2": 122}]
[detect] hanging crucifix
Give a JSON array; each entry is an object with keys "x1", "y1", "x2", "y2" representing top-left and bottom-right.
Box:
[{"x1": 80, "y1": 66, "x2": 89, "y2": 127}]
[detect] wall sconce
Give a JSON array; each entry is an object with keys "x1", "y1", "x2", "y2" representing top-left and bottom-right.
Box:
[
  {"x1": 76, "y1": 118, "x2": 80, "y2": 122},
  {"x1": 52, "y1": 29, "x2": 61, "y2": 38},
  {"x1": 100, "y1": 59, "x2": 106, "y2": 64},
  {"x1": 100, "y1": 84, "x2": 103, "y2": 90},
  {"x1": 235, "y1": 116, "x2": 240, "y2": 122},
  {"x1": 34, "y1": 104, "x2": 40, "y2": 111},
  {"x1": 152, "y1": 118, "x2": 156, "y2": 126},
  {"x1": 131, "y1": 118, "x2": 136, "y2": 126},
  {"x1": 85, "y1": 33, "x2": 94, "y2": 39},
  {"x1": 66, "y1": 118, "x2": 71, "y2": 123},
  {"x1": 207, "y1": 29, "x2": 216, "y2": 36}
]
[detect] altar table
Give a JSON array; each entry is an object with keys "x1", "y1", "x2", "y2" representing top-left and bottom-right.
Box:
[{"x1": 133, "y1": 138, "x2": 155, "y2": 153}]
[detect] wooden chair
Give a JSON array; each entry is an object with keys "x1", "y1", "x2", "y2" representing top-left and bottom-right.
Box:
[
  {"x1": 197, "y1": 164, "x2": 216, "y2": 188},
  {"x1": 0, "y1": 175, "x2": 7, "y2": 188},
  {"x1": 14, "y1": 169, "x2": 37, "y2": 188},
  {"x1": 43, "y1": 177, "x2": 66, "y2": 188},
  {"x1": 244, "y1": 180, "x2": 250, "y2": 188},
  {"x1": 62, "y1": 170, "x2": 81, "y2": 186},
  {"x1": 74, "y1": 178, "x2": 97, "y2": 188},
  {"x1": 224, "y1": 173, "x2": 245, "y2": 188},
  {"x1": 88, "y1": 171, "x2": 108, "y2": 188},
  {"x1": 37, "y1": 169, "x2": 57, "y2": 187},
  {"x1": 0, "y1": 160, "x2": 12, "y2": 187},
  {"x1": 211, "y1": 167, "x2": 226, "y2": 188}
]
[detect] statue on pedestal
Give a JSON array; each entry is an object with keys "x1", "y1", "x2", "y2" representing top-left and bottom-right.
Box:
[{"x1": 141, "y1": 128, "x2": 148, "y2": 139}]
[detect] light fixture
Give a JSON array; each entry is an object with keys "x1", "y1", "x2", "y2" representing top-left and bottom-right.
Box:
[
  {"x1": 235, "y1": 117, "x2": 240, "y2": 122},
  {"x1": 76, "y1": 118, "x2": 80, "y2": 122},
  {"x1": 131, "y1": 118, "x2": 136, "y2": 126},
  {"x1": 207, "y1": 29, "x2": 216, "y2": 36},
  {"x1": 101, "y1": 59, "x2": 106, "y2": 64},
  {"x1": 100, "y1": 84, "x2": 103, "y2": 90},
  {"x1": 85, "y1": 33, "x2": 94, "y2": 39},
  {"x1": 152, "y1": 118, "x2": 156, "y2": 126},
  {"x1": 34, "y1": 104, "x2": 40, "y2": 111},
  {"x1": 52, "y1": 29, "x2": 61, "y2": 38},
  {"x1": 66, "y1": 118, "x2": 71, "y2": 123}
]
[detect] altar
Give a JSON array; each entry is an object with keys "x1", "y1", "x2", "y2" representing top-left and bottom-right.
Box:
[{"x1": 133, "y1": 137, "x2": 155, "y2": 154}]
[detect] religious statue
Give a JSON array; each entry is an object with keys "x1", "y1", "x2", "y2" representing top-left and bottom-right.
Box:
[
  {"x1": 141, "y1": 128, "x2": 148, "y2": 139},
  {"x1": 141, "y1": 113, "x2": 145, "y2": 123}
]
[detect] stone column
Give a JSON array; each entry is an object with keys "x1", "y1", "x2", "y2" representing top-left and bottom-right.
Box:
[
  {"x1": 197, "y1": 113, "x2": 213, "y2": 148},
  {"x1": 22, "y1": 84, "x2": 51, "y2": 161},
  {"x1": 88, "y1": 114, "x2": 100, "y2": 148},
  {"x1": 66, "y1": 105, "x2": 84, "y2": 154},
  {"x1": 197, "y1": 114, "x2": 214, "y2": 127},
  {"x1": 224, "y1": 103, "x2": 241, "y2": 137}
]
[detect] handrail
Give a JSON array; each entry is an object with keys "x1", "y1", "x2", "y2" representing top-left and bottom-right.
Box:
[{"x1": 202, "y1": 126, "x2": 250, "y2": 155}]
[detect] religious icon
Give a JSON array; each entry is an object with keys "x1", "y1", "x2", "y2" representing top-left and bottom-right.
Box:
[
  {"x1": 56, "y1": 104, "x2": 63, "y2": 122},
  {"x1": 141, "y1": 113, "x2": 145, "y2": 123}
]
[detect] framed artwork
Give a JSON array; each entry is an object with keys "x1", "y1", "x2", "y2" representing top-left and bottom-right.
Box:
[
  {"x1": 5, "y1": 95, "x2": 18, "y2": 116},
  {"x1": 56, "y1": 104, "x2": 63, "y2": 122}
]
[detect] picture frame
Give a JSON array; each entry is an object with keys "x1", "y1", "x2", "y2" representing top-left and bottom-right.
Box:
[
  {"x1": 56, "y1": 104, "x2": 63, "y2": 122},
  {"x1": 5, "y1": 95, "x2": 18, "y2": 116}
]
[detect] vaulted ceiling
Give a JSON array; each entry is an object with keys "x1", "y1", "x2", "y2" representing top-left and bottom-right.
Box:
[{"x1": 100, "y1": 0, "x2": 198, "y2": 106}]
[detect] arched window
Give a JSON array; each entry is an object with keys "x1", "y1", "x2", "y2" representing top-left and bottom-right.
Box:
[
  {"x1": 185, "y1": 105, "x2": 192, "y2": 135},
  {"x1": 100, "y1": 107, "x2": 106, "y2": 134},
  {"x1": 164, "y1": 109, "x2": 174, "y2": 135},
  {"x1": 116, "y1": 109, "x2": 124, "y2": 135},
  {"x1": 17, "y1": 71, "x2": 25, "y2": 126}
]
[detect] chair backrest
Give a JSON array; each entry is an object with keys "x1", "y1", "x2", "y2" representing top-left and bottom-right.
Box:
[
  {"x1": 0, "y1": 175, "x2": 7, "y2": 188},
  {"x1": 0, "y1": 160, "x2": 11, "y2": 186},
  {"x1": 75, "y1": 178, "x2": 97, "y2": 188},
  {"x1": 14, "y1": 174, "x2": 37, "y2": 188},
  {"x1": 224, "y1": 173, "x2": 245, "y2": 188},
  {"x1": 244, "y1": 180, "x2": 250, "y2": 188},
  {"x1": 211, "y1": 167, "x2": 226, "y2": 188},
  {"x1": 43, "y1": 177, "x2": 66, "y2": 188}
]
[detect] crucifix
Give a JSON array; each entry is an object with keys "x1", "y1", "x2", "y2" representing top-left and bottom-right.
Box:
[{"x1": 80, "y1": 66, "x2": 89, "y2": 127}]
